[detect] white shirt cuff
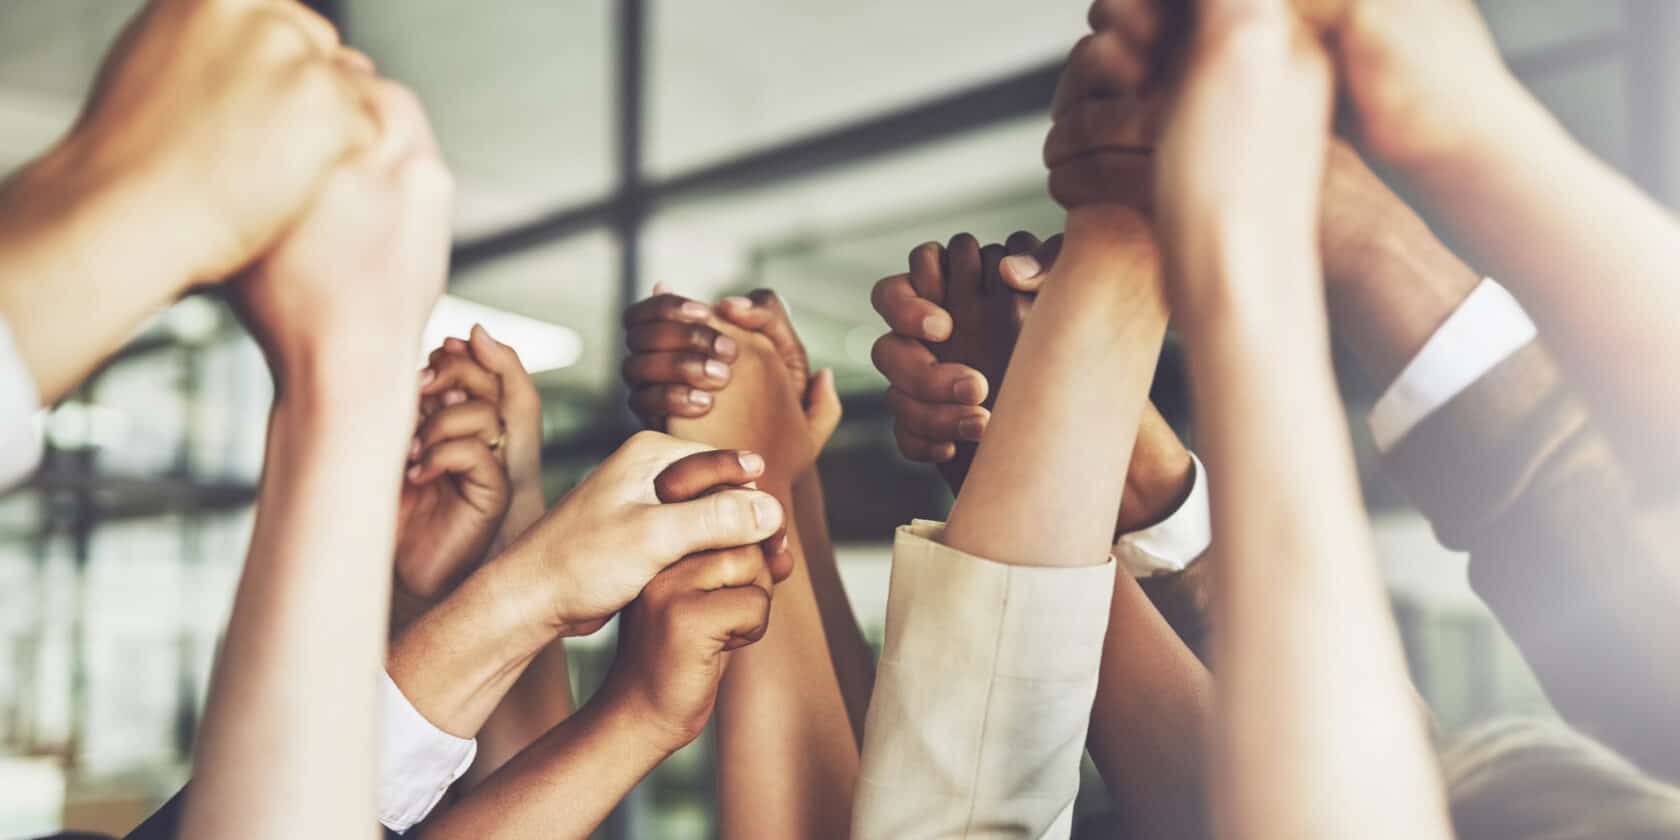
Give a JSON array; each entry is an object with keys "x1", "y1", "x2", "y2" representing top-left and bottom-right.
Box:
[
  {"x1": 1369, "y1": 278, "x2": 1538, "y2": 453},
  {"x1": 0, "y1": 317, "x2": 43, "y2": 492},
  {"x1": 379, "y1": 670, "x2": 478, "y2": 833},
  {"x1": 1116, "y1": 452, "x2": 1211, "y2": 578}
]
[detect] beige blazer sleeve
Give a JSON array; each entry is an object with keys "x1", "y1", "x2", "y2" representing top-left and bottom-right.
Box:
[{"x1": 852, "y1": 521, "x2": 1116, "y2": 840}]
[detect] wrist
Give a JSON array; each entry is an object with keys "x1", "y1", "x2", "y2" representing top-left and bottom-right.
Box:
[
  {"x1": 590, "y1": 675, "x2": 695, "y2": 759},
  {"x1": 1170, "y1": 219, "x2": 1322, "y2": 332}
]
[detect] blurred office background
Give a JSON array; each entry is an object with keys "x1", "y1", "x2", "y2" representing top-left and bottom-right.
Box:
[{"x1": 0, "y1": 0, "x2": 1675, "y2": 836}]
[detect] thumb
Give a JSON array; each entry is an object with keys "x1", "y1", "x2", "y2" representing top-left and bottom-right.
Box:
[
  {"x1": 805, "y1": 369, "x2": 842, "y2": 451},
  {"x1": 999, "y1": 234, "x2": 1064, "y2": 293}
]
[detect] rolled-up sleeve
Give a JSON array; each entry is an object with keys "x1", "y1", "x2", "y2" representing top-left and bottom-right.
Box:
[{"x1": 853, "y1": 521, "x2": 1116, "y2": 840}]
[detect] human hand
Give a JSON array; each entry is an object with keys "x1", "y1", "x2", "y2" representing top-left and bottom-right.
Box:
[
  {"x1": 1131, "y1": 0, "x2": 1334, "y2": 312},
  {"x1": 421, "y1": 326, "x2": 548, "y2": 541},
  {"x1": 498, "y1": 432, "x2": 789, "y2": 639},
  {"x1": 869, "y1": 234, "x2": 1044, "y2": 487},
  {"x1": 233, "y1": 79, "x2": 452, "y2": 392},
  {"x1": 591, "y1": 465, "x2": 776, "y2": 754},
  {"x1": 1087, "y1": 0, "x2": 1507, "y2": 171},
  {"x1": 392, "y1": 343, "x2": 520, "y2": 604},
  {"x1": 58, "y1": 0, "x2": 382, "y2": 288},
  {"x1": 622, "y1": 290, "x2": 842, "y2": 465}
]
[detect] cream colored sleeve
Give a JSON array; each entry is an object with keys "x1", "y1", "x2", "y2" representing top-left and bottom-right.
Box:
[{"x1": 852, "y1": 520, "x2": 1116, "y2": 840}]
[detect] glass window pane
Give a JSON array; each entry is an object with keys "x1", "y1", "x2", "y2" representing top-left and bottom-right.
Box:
[
  {"x1": 649, "y1": 0, "x2": 1087, "y2": 175},
  {"x1": 644, "y1": 114, "x2": 1058, "y2": 393},
  {"x1": 0, "y1": 1, "x2": 142, "y2": 174},
  {"x1": 348, "y1": 1, "x2": 616, "y2": 239},
  {"x1": 450, "y1": 231, "x2": 621, "y2": 433},
  {"x1": 1480, "y1": 0, "x2": 1621, "y2": 57}
]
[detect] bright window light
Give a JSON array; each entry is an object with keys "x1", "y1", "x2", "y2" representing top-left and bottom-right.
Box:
[{"x1": 421, "y1": 294, "x2": 583, "y2": 374}]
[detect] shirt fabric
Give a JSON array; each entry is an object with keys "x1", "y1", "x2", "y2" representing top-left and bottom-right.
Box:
[
  {"x1": 379, "y1": 670, "x2": 478, "y2": 833},
  {"x1": 1115, "y1": 452, "x2": 1210, "y2": 578},
  {"x1": 853, "y1": 521, "x2": 1116, "y2": 840},
  {"x1": 1369, "y1": 278, "x2": 1538, "y2": 453},
  {"x1": 0, "y1": 317, "x2": 43, "y2": 492}
]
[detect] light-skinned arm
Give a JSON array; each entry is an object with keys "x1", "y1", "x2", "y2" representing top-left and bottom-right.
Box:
[
  {"x1": 180, "y1": 80, "x2": 451, "y2": 840},
  {"x1": 1136, "y1": 1, "x2": 1451, "y2": 837},
  {"x1": 0, "y1": 0, "x2": 376, "y2": 404}
]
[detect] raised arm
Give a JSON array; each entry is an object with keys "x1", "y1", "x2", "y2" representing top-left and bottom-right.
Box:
[
  {"x1": 181, "y1": 81, "x2": 451, "y2": 840},
  {"x1": 406, "y1": 327, "x2": 584, "y2": 789},
  {"x1": 0, "y1": 0, "x2": 375, "y2": 404},
  {"x1": 1319, "y1": 140, "x2": 1680, "y2": 782},
  {"x1": 1303, "y1": 0, "x2": 1680, "y2": 491},
  {"x1": 415, "y1": 445, "x2": 784, "y2": 839},
  {"x1": 872, "y1": 226, "x2": 1213, "y2": 839},
  {"x1": 641, "y1": 294, "x2": 860, "y2": 840},
  {"x1": 1134, "y1": 1, "x2": 1450, "y2": 837}
]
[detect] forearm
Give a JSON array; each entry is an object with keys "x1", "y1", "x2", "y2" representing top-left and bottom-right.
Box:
[
  {"x1": 945, "y1": 207, "x2": 1169, "y2": 567},
  {"x1": 465, "y1": 487, "x2": 577, "y2": 787},
  {"x1": 417, "y1": 695, "x2": 668, "y2": 840},
  {"x1": 389, "y1": 551, "x2": 556, "y2": 740},
  {"x1": 0, "y1": 149, "x2": 200, "y2": 403},
  {"x1": 793, "y1": 466, "x2": 875, "y2": 743},
  {"x1": 182, "y1": 365, "x2": 415, "y2": 840},
  {"x1": 1181, "y1": 239, "x2": 1447, "y2": 840},
  {"x1": 1089, "y1": 575, "x2": 1213, "y2": 840},
  {"x1": 715, "y1": 473, "x2": 859, "y2": 840},
  {"x1": 1323, "y1": 202, "x2": 1482, "y2": 390},
  {"x1": 1400, "y1": 87, "x2": 1680, "y2": 489},
  {"x1": 464, "y1": 640, "x2": 575, "y2": 787}
]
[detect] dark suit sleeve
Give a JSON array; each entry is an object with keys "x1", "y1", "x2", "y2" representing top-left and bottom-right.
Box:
[
  {"x1": 1384, "y1": 342, "x2": 1680, "y2": 782},
  {"x1": 120, "y1": 785, "x2": 402, "y2": 839}
]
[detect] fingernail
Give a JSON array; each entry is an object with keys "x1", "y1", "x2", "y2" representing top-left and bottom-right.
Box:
[
  {"x1": 958, "y1": 416, "x2": 987, "y2": 441},
  {"x1": 705, "y1": 359, "x2": 729, "y2": 381},
  {"x1": 409, "y1": 437, "x2": 421, "y2": 459},
  {"x1": 751, "y1": 494, "x2": 780, "y2": 530},
  {"x1": 418, "y1": 368, "x2": 436, "y2": 387},
  {"x1": 952, "y1": 378, "x2": 985, "y2": 404},
  {"x1": 442, "y1": 390, "x2": 466, "y2": 406},
  {"x1": 738, "y1": 451, "x2": 765, "y2": 475},
  {"x1": 715, "y1": 334, "x2": 738, "y2": 358},
  {"x1": 723, "y1": 296, "x2": 752, "y2": 309},
  {"x1": 688, "y1": 389, "x2": 713, "y2": 407},
  {"x1": 680, "y1": 301, "x2": 710, "y2": 320},
  {"x1": 922, "y1": 313, "x2": 951, "y2": 340},
  {"x1": 406, "y1": 465, "x2": 423, "y2": 482},
  {"x1": 778, "y1": 534, "x2": 790, "y2": 554},
  {"x1": 933, "y1": 443, "x2": 958, "y2": 463},
  {"x1": 1001, "y1": 254, "x2": 1042, "y2": 279}
]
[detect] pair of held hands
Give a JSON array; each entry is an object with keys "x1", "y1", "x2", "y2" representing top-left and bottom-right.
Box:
[
  {"x1": 392, "y1": 314, "x2": 828, "y2": 753},
  {"x1": 12, "y1": 0, "x2": 453, "y2": 386},
  {"x1": 1050, "y1": 0, "x2": 1514, "y2": 314}
]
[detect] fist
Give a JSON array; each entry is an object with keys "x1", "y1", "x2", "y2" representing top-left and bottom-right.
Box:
[
  {"x1": 235, "y1": 80, "x2": 452, "y2": 385},
  {"x1": 74, "y1": 0, "x2": 384, "y2": 283},
  {"x1": 595, "y1": 548, "x2": 774, "y2": 753}
]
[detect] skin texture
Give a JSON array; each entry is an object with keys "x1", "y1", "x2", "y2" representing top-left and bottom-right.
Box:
[
  {"x1": 621, "y1": 289, "x2": 866, "y2": 838},
  {"x1": 0, "y1": 0, "x2": 381, "y2": 404},
  {"x1": 416, "y1": 453, "x2": 777, "y2": 840},
  {"x1": 179, "y1": 77, "x2": 452, "y2": 840},
  {"x1": 422, "y1": 328, "x2": 584, "y2": 790},
  {"x1": 668, "y1": 320, "x2": 859, "y2": 840},
  {"x1": 387, "y1": 437, "x2": 787, "y2": 742},
  {"x1": 1136, "y1": 2, "x2": 1452, "y2": 838}
]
